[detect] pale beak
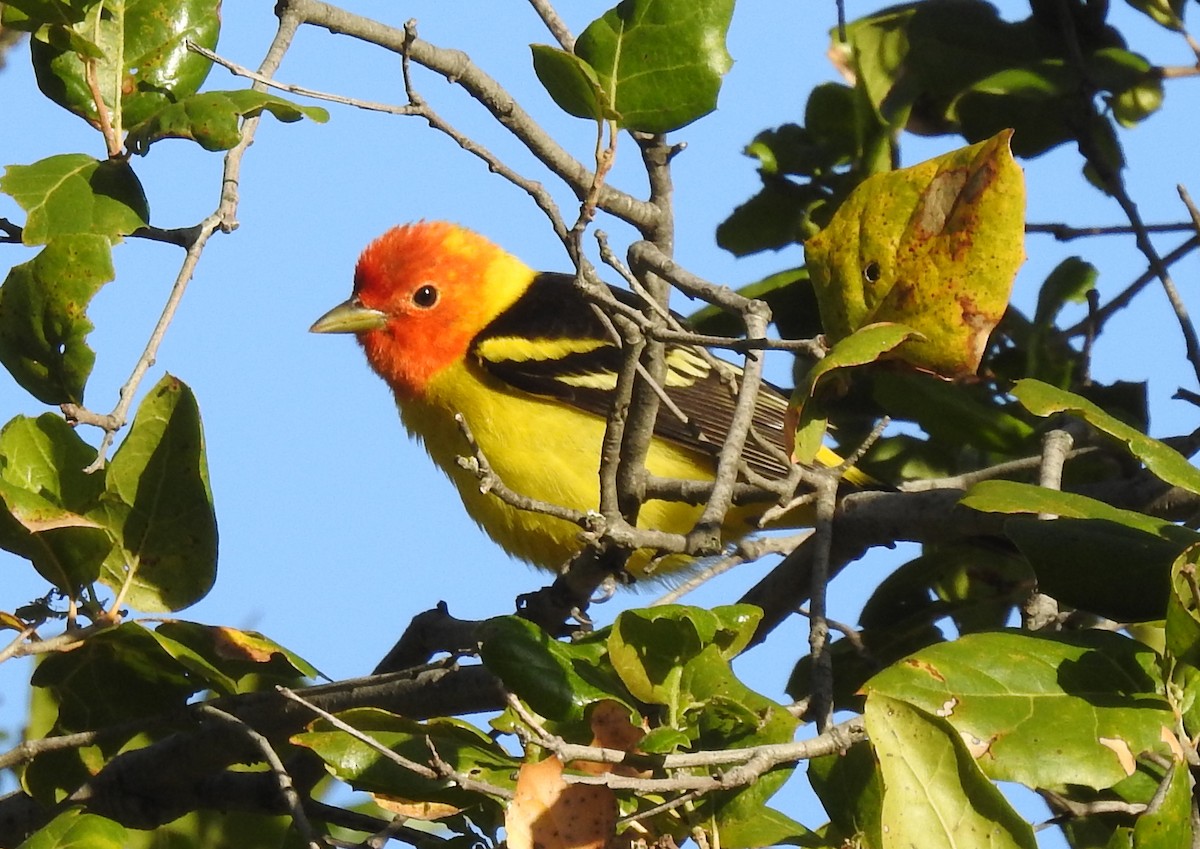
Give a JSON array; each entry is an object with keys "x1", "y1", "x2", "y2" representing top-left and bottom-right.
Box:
[{"x1": 309, "y1": 298, "x2": 387, "y2": 334}]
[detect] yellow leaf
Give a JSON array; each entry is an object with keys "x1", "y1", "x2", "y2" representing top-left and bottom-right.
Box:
[
  {"x1": 370, "y1": 793, "x2": 464, "y2": 821},
  {"x1": 805, "y1": 130, "x2": 1025, "y2": 377}
]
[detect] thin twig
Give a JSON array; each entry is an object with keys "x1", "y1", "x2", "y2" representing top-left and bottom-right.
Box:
[
  {"x1": 284, "y1": 0, "x2": 656, "y2": 228},
  {"x1": 276, "y1": 687, "x2": 514, "y2": 800},
  {"x1": 397, "y1": 20, "x2": 568, "y2": 244},
  {"x1": 651, "y1": 553, "x2": 746, "y2": 606},
  {"x1": 68, "y1": 12, "x2": 304, "y2": 466},
  {"x1": 194, "y1": 705, "x2": 329, "y2": 849},
  {"x1": 453, "y1": 413, "x2": 588, "y2": 527},
  {"x1": 1051, "y1": 0, "x2": 1200, "y2": 385},
  {"x1": 1062, "y1": 236, "x2": 1199, "y2": 339},
  {"x1": 187, "y1": 41, "x2": 420, "y2": 115},
  {"x1": 527, "y1": 0, "x2": 576, "y2": 51},
  {"x1": 1026, "y1": 221, "x2": 1194, "y2": 240},
  {"x1": 803, "y1": 471, "x2": 839, "y2": 732}
]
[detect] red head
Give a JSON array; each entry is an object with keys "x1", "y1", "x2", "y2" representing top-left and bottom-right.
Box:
[{"x1": 311, "y1": 222, "x2": 536, "y2": 398}]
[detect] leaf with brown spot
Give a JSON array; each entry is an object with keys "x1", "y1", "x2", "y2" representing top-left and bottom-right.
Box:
[
  {"x1": 805, "y1": 131, "x2": 1025, "y2": 376},
  {"x1": 506, "y1": 756, "x2": 616, "y2": 849}
]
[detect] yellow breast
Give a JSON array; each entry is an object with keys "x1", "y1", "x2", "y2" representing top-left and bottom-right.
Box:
[{"x1": 398, "y1": 359, "x2": 736, "y2": 575}]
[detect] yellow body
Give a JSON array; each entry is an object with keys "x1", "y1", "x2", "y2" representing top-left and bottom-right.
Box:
[{"x1": 403, "y1": 357, "x2": 755, "y2": 574}]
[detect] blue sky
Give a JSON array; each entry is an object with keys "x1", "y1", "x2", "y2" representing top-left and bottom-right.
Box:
[{"x1": 2, "y1": 0, "x2": 1198, "y2": 838}]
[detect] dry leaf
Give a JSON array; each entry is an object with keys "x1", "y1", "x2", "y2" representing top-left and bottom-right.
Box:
[
  {"x1": 506, "y1": 756, "x2": 616, "y2": 849},
  {"x1": 371, "y1": 792, "x2": 465, "y2": 821},
  {"x1": 573, "y1": 700, "x2": 648, "y2": 778}
]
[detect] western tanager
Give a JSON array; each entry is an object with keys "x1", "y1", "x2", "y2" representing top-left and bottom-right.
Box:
[{"x1": 310, "y1": 222, "x2": 868, "y2": 576}]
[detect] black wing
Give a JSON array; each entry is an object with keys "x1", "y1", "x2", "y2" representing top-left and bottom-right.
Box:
[{"x1": 469, "y1": 273, "x2": 792, "y2": 480}]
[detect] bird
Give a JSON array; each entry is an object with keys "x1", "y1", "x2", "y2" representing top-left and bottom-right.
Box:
[{"x1": 310, "y1": 221, "x2": 871, "y2": 577}]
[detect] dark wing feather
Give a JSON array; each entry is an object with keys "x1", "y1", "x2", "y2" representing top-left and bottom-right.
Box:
[{"x1": 470, "y1": 273, "x2": 792, "y2": 480}]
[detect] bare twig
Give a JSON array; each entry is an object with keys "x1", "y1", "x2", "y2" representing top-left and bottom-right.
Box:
[
  {"x1": 1050, "y1": 0, "x2": 1200, "y2": 385},
  {"x1": 1026, "y1": 221, "x2": 1194, "y2": 240},
  {"x1": 187, "y1": 41, "x2": 420, "y2": 115},
  {"x1": 277, "y1": 686, "x2": 514, "y2": 800},
  {"x1": 282, "y1": 0, "x2": 657, "y2": 228},
  {"x1": 1062, "y1": 236, "x2": 1199, "y2": 339},
  {"x1": 527, "y1": 0, "x2": 576, "y2": 51},
  {"x1": 651, "y1": 553, "x2": 746, "y2": 605},
  {"x1": 803, "y1": 471, "x2": 839, "y2": 732},
  {"x1": 397, "y1": 20, "x2": 568, "y2": 242},
  {"x1": 194, "y1": 705, "x2": 328, "y2": 849},
  {"x1": 453, "y1": 412, "x2": 589, "y2": 528},
  {"x1": 0, "y1": 217, "x2": 24, "y2": 241},
  {"x1": 1022, "y1": 428, "x2": 1074, "y2": 630}
]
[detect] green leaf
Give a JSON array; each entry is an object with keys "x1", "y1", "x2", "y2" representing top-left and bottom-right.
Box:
[
  {"x1": 1132, "y1": 761, "x2": 1193, "y2": 847},
  {"x1": 291, "y1": 708, "x2": 516, "y2": 832},
  {"x1": 15, "y1": 808, "x2": 127, "y2": 849},
  {"x1": 1, "y1": 2, "x2": 104, "y2": 59},
  {"x1": 1005, "y1": 516, "x2": 1182, "y2": 622},
  {"x1": 93, "y1": 375, "x2": 217, "y2": 612},
  {"x1": 121, "y1": 811, "x2": 294, "y2": 849},
  {"x1": 865, "y1": 693, "x2": 1037, "y2": 849},
  {"x1": 31, "y1": 622, "x2": 200, "y2": 731},
  {"x1": 154, "y1": 621, "x2": 321, "y2": 692},
  {"x1": 1089, "y1": 49, "x2": 1163, "y2": 128},
  {"x1": 809, "y1": 742, "x2": 883, "y2": 849},
  {"x1": 954, "y1": 62, "x2": 1080, "y2": 157},
  {"x1": 1165, "y1": 544, "x2": 1200, "y2": 669},
  {"x1": 569, "y1": 0, "x2": 735, "y2": 133},
  {"x1": 0, "y1": 414, "x2": 110, "y2": 596},
  {"x1": 1012, "y1": 379, "x2": 1200, "y2": 494},
  {"x1": 1, "y1": 155, "x2": 150, "y2": 244},
  {"x1": 713, "y1": 802, "x2": 820, "y2": 849},
  {"x1": 530, "y1": 45, "x2": 613, "y2": 122},
  {"x1": 127, "y1": 90, "x2": 330, "y2": 154},
  {"x1": 1033, "y1": 257, "x2": 1096, "y2": 329},
  {"x1": 871, "y1": 371, "x2": 1036, "y2": 454},
  {"x1": 478, "y1": 616, "x2": 619, "y2": 721},
  {"x1": 787, "y1": 322, "x2": 918, "y2": 463},
  {"x1": 706, "y1": 604, "x2": 763, "y2": 658},
  {"x1": 28, "y1": 0, "x2": 220, "y2": 132},
  {"x1": 962, "y1": 481, "x2": 1196, "y2": 620},
  {"x1": 0, "y1": 235, "x2": 113, "y2": 404},
  {"x1": 609, "y1": 607, "x2": 703, "y2": 715},
  {"x1": 962, "y1": 480, "x2": 1193, "y2": 538},
  {"x1": 607, "y1": 605, "x2": 758, "y2": 717},
  {"x1": 1122, "y1": 0, "x2": 1185, "y2": 29},
  {"x1": 717, "y1": 179, "x2": 826, "y2": 255},
  {"x1": 865, "y1": 630, "x2": 1175, "y2": 790}
]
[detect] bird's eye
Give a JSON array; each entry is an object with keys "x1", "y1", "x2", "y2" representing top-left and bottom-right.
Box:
[
  {"x1": 412, "y1": 284, "x2": 439, "y2": 309},
  {"x1": 863, "y1": 261, "x2": 882, "y2": 284}
]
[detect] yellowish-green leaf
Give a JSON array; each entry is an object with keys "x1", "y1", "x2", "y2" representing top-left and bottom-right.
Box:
[
  {"x1": 787, "y1": 322, "x2": 918, "y2": 462},
  {"x1": 865, "y1": 693, "x2": 1036, "y2": 849},
  {"x1": 805, "y1": 131, "x2": 1025, "y2": 376},
  {"x1": 961, "y1": 479, "x2": 1191, "y2": 537},
  {"x1": 15, "y1": 808, "x2": 126, "y2": 849},
  {"x1": 1012, "y1": 379, "x2": 1200, "y2": 494}
]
